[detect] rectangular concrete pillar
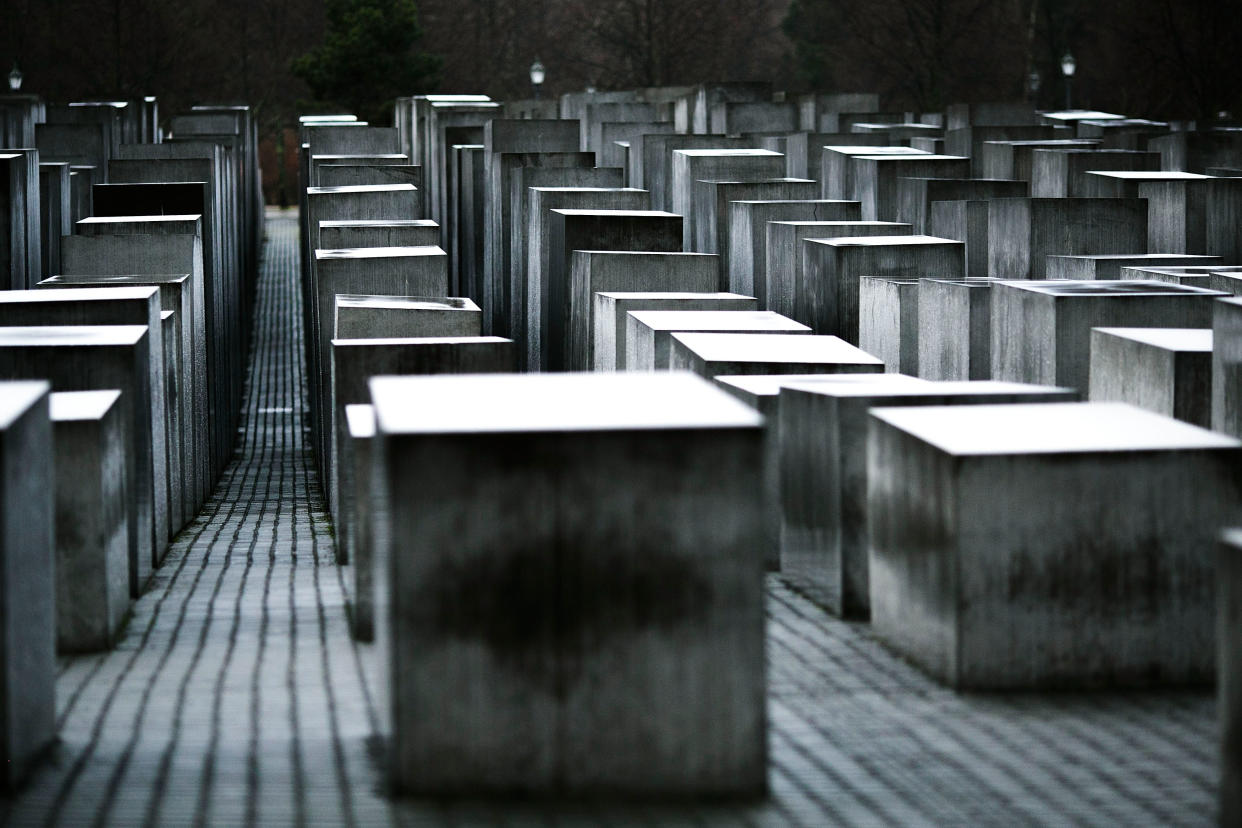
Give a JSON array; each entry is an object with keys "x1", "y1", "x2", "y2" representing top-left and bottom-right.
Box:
[{"x1": 669, "y1": 332, "x2": 884, "y2": 378}]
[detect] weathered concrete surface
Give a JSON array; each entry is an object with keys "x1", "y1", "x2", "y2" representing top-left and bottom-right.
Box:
[
  {"x1": 799, "y1": 235, "x2": 963, "y2": 341},
  {"x1": 869, "y1": 401, "x2": 1242, "y2": 689},
  {"x1": 918, "y1": 279, "x2": 995, "y2": 380},
  {"x1": 626, "y1": 310, "x2": 809, "y2": 370},
  {"x1": 1088, "y1": 327, "x2": 1212, "y2": 426},
  {"x1": 669, "y1": 332, "x2": 884, "y2": 378},
  {"x1": 858, "y1": 277, "x2": 919, "y2": 374},
  {"x1": 1213, "y1": 297, "x2": 1242, "y2": 438},
  {"x1": 990, "y1": 280, "x2": 1226, "y2": 393},
  {"x1": 781, "y1": 378, "x2": 1073, "y2": 617},
  {"x1": 594, "y1": 291, "x2": 756, "y2": 371},
  {"x1": 371, "y1": 371, "x2": 767, "y2": 796},
  {"x1": 766, "y1": 221, "x2": 910, "y2": 319},
  {"x1": 987, "y1": 197, "x2": 1148, "y2": 279}
]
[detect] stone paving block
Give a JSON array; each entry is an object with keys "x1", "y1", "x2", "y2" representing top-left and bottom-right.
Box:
[
  {"x1": 991, "y1": 279, "x2": 1225, "y2": 393},
  {"x1": 626, "y1": 310, "x2": 809, "y2": 371},
  {"x1": 868, "y1": 401, "x2": 1242, "y2": 689},
  {"x1": 0, "y1": 380, "x2": 55, "y2": 789},
  {"x1": 371, "y1": 371, "x2": 766, "y2": 796},
  {"x1": 567, "y1": 251, "x2": 718, "y2": 372},
  {"x1": 49, "y1": 390, "x2": 129, "y2": 653},
  {"x1": 781, "y1": 378, "x2": 1073, "y2": 618},
  {"x1": 1088, "y1": 327, "x2": 1212, "y2": 427}
]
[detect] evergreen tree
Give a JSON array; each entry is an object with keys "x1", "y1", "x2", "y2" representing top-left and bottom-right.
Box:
[{"x1": 292, "y1": 0, "x2": 440, "y2": 122}]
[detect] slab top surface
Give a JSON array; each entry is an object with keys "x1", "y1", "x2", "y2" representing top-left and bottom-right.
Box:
[
  {"x1": 854, "y1": 154, "x2": 968, "y2": 162},
  {"x1": 788, "y1": 378, "x2": 1071, "y2": 401},
  {"x1": 306, "y1": 184, "x2": 417, "y2": 195},
  {"x1": 599, "y1": 291, "x2": 751, "y2": 301},
  {"x1": 315, "y1": 245, "x2": 445, "y2": 260},
  {"x1": 49, "y1": 389, "x2": 122, "y2": 422},
  {"x1": 1056, "y1": 254, "x2": 1219, "y2": 263},
  {"x1": 0, "y1": 286, "x2": 159, "y2": 304},
  {"x1": 772, "y1": 220, "x2": 905, "y2": 228},
  {"x1": 810, "y1": 234, "x2": 959, "y2": 248},
  {"x1": 0, "y1": 381, "x2": 49, "y2": 429},
  {"x1": 78, "y1": 214, "x2": 201, "y2": 225},
  {"x1": 320, "y1": 219, "x2": 437, "y2": 228},
  {"x1": 924, "y1": 278, "x2": 995, "y2": 288},
  {"x1": 1001, "y1": 280, "x2": 1226, "y2": 298},
  {"x1": 41, "y1": 274, "x2": 189, "y2": 285},
  {"x1": 1086, "y1": 170, "x2": 1212, "y2": 180},
  {"x1": 717, "y1": 373, "x2": 927, "y2": 398},
  {"x1": 345, "y1": 404, "x2": 376, "y2": 439},
  {"x1": 1092, "y1": 327, "x2": 1212, "y2": 352},
  {"x1": 550, "y1": 208, "x2": 680, "y2": 218},
  {"x1": 628, "y1": 310, "x2": 811, "y2": 333},
  {"x1": 335, "y1": 295, "x2": 477, "y2": 312},
  {"x1": 331, "y1": 335, "x2": 509, "y2": 348},
  {"x1": 1043, "y1": 110, "x2": 1127, "y2": 120},
  {"x1": 370, "y1": 371, "x2": 763, "y2": 435},
  {"x1": 672, "y1": 149, "x2": 784, "y2": 158},
  {"x1": 823, "y1": 146, "x2": 927, "y2": 155},
  {"x1": 873, "y1": 401, "x2": 1241, "y2": 455},
  {"x1": 0, "y1": 325, "x2": 147, "y2": 346},
  {"x1": 672, "y1": 332, "x2": 884, "y2": 365}
]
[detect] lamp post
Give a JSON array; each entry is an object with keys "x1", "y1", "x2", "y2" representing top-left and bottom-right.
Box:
[
  {"x1": 7, "y1": 62, "x2": 21, "y2": 92},
  {"x1": 530, "y1": 58, "x2": 545, "y2": 101},
  {"x1": 1060, "y1": 52, "x2": 1076, "y2": 111}
]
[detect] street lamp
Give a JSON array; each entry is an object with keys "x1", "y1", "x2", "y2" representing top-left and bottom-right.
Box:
[
  {"x1": 1060, "y1": 52, "x2": 1076, "y2": 110},
  {"x1": 7, "y1": 62, "x2": 21, "y2": 92},
  {"x1": 530, "y1": 58, "x2": 545, "y2": 101}
]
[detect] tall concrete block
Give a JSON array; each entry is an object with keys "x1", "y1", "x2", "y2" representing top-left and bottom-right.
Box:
[
  {"x1": 781, "y1": 378, "x2": 1073, "y2": 616},
  {"x1": 641, "y1": 134, "x2": 749, "y2": 208},
  {"x1": 918, "y1": 279, "x2": 995, "y2": 380},
  {"x1": 343, "y1": 404, "x2": 376, "y2": 640},
  {"x1": 1221, "y1": 528, "x2": 1242, "y2": 826},
  {"x1": 869, "y1": 402, "x2": 1242, "y2": 688},
  {"x1": 49, "y1": 390, "x2": 129, "y2": 653},
  {"x1": 372, "y1": 372, "x2": 767, "y2": 796},
  {"x1": 37, "y1": 162, "x2": 71, "y2": 279},
  {"x1": 1047, "y1": 254, "x2": 1221, "y2": 281},
  {"x1": 1089, "y1": 327, "x2": 1212, "y2": 427},
  {"x1": 895, "y1": 177, "x2": 1026, "y2": 234},
  {"x1": 0, "y1": 328, "x2": 156, "y2": 598},
  {"x1": 319, "y1": 219, "x2": 439, "y2": 249},
  {"x1": 329, "y1": 336, "x2": 515, "y2": 541},
  {"x1": 728, "y1": 199, "x2": 860, "y2": 303},
  {"x1": 566, "y1": 250, "x2": 717, "y2": 372},
  {"x1": 859, "y1": 277, "x2": 919, "y2": 374},
  {"x1": 1030, "y1": 148, "x2": 1161, "y2": 198},
  {"x1": 800, "y1": 235, "x2": 964, "y2": 341},
  {"x1": 852, "y1": 155, "x2": 970, "y2": 221},
  {"x1": 991, "y1": 280, "x2": 1226, "y2": 392},
  {"x1": 765, "y1": 221, "x2": 910, "y2": 319},
  {"x1": 1214, "y1": 297, "x2": 1242, "y2": 438},
  {"x1": 669, "y1": 150, "x2": 784, "y2": 249},
  {"x1": 692, "y1": 179, "x2": 818, "y2": 273},
  {"x1": 627, "y1": 310, "x2": 809, "y2": 371},
  {"x1": 0, "y1": 381, "x2": 55, "y2": 789},
  {"x1": 594, "y1": 291, "x2": 757, "y2": 371},
  {"x1": 976, "y1": 139, "x2": 1099, "y2": 182},
  {"x1": 820, "y1": 146, "x2": 926, "y2": 201},
  {"x1": 543, "y1": 209, "x2": 682, "y2": 372},
  {"x1": 987, "y1": 198, "x2": 1148, "y2": 279}
]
